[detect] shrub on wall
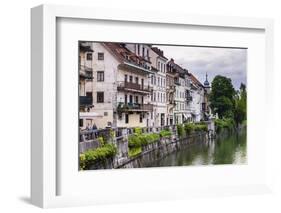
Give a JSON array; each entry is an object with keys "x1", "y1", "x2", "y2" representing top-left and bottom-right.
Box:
[
  {"x1": 183, "y1": 123, "x2": 208, "y2": 135},
  {"x1": 194, "y1": 124, "x2": 208, "y2": 132},
  {"x1": 79, "y1": 143, "x2": 117, "y2": 170},
  {"x1": 177, "y1": 124, "x2": 184, "y2": 138},
  {"x1": 159, "y1": 130, "x2": 172, "y2": 137},
  {"x1": 128, "y1": 131, "x2": 161, "y2": 157},
  {"x1": 184, "y1": 123, "x2": 194, "y2": 135},
  {"x1": 215, "y1": 118, "x2": 235, "y2": 133}
]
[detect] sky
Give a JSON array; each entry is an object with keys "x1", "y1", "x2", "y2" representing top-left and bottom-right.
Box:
[{"x1": 156, "y1": 45, "x2": 247, "y2": 90}]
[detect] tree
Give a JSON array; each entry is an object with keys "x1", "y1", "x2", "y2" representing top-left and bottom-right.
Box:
[
  {"x1": 209, "y1": 75, "x2": 235, "y2": 119},
  {"x1": 233, "y1": 83, "x2": 247, "y2": 126}
]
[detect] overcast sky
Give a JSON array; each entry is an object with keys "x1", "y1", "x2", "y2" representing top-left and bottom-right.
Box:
[{"x1": 156, "y1": 45, "x2": 247, "y2": 90}]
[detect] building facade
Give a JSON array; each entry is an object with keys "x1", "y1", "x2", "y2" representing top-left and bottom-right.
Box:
[
  {"x1": 149, "y1": 47, "x2": 168, "y2": 127},
  {"x1": 79, "y1": 42, "x2": 211, "y2": 130}
]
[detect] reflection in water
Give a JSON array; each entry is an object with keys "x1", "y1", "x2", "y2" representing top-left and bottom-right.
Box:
[{"x1": 148, "y1": 129, "x2": 247, "y2": 167}]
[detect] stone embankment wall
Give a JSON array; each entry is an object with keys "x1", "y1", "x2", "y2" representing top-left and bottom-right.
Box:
[{"x1": 80, "y1": 122, "x2": 215, "y2": 170}]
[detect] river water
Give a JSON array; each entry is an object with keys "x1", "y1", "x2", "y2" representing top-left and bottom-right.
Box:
[{"x1": 148, "y1": 129, "x2": 247, "y2": 167}]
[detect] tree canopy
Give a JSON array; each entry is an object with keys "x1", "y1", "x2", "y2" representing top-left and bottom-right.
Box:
[
  {"x1": 209, "y1": 75, "x2": 235, "y2": 119},
  {"x1": 209, "y1": 75, "x2": 247, "y2": 126}
]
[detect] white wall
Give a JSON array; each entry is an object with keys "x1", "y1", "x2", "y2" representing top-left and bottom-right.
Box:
[{"x1": 1, "y1": 0, "x2": 281, "y2": 213}]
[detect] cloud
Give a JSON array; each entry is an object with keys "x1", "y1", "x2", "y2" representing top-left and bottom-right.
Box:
[{"x1": 157, "y1": 45, "x2": 247, "y2": 90}]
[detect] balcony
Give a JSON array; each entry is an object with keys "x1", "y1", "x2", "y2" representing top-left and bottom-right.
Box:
[
  {"x1": 186, "y1": 95, "x2": 193, "y2": 102},
  {"x1": 117, "y1": 102, "x2": 153, "y2": 112},
  {"x1": 80, "y1": 96, "x2": 93, "y2": 106},
  {"x1": 117, "y1": 81, "x2": 152, "y2": 94},
  {"x1": 167, "y1": 85, "x2": 176, "y2": 93},
  {"x1": 174, "y1": 80, "x2": 180, "y2": 86},
  {"x1": 80, "y1": 65, "x2": 93, "y2": 79},
  {"x1": 168, "y1": 100, "x2": 176, "y2": 106}
]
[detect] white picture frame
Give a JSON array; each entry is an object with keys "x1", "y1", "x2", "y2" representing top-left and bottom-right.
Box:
[{"x1": 31, "y1": 4, "x2": 274, "y2": 208}]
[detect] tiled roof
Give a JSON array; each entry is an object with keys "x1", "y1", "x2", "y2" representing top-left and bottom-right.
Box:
[
  {"x1": 103, "y1": 42, "x2": 151, "y2": 65},
  {"x1": 151, "y1": 47, "x2": 168, "y2": 60},
  {"x1": 188, "y1": 73, "x2": 204, "y2": 87},
  {"x1": 167, "y1": 58, "x2": 188, "y2": 77}
]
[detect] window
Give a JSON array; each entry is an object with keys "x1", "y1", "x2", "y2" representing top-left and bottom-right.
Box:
[
  {"x1": 135, "y1": 77, "x2": 139, "y2": 84},
  {"x1": 97, "y1": 92, "x2": 104, "y2": 103},
  {"x1": 140, "y1": 113, "x2": 143, "y2": 123},
  {"x1": 151, "y1": 75, "x2": 153, "y2": 85},
  {"x1": 104, "y1": 112, "x2": 108, "y2": 116},
  {"x1": 98, "y1": 52, "x2": 104, "y2": 60},
  {"x1": 158, "y1": 77, "x2": 160, "y2": 86},
  {"x1": 86, "y1": 53, "x2": 92, "y2": 60},
  {"x1": 97, "y1": 71, "x2": 104, "y2": 82},
  {"x1": 142, "y1": 47, "x2": 145, "y2": 57},
  {"x1": 129, "y1": 95, "x2": 133, "y2": 104},
  {"x1": 158, "y1": 61, "x2": 160, "y2": 70},
  {"x1": 135, "y1": 96, "x2": 139, "y2": 104},
  {"x1": 125, "y1": 94, "x2": 127, "y2": 104},
  {"x1": 125, "y1": 74, "x2": 128, "y2": 82},
  {"x1": 118, "y1": 113, "x2": 122, "y2": 120},
  {"x1": 125, "y1": 114, "x2": 129, "y2": 124},
  {"x1": 129, "y1": 75, "x2": 133, "y2": 83},
  {"x1": 79, "y1": 119, "x2": 83, "y2": 127}
]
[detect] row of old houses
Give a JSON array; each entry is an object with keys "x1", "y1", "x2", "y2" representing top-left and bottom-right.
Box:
[{"x1": 79, "y1": 42, "x2": 212, "y2": 129}]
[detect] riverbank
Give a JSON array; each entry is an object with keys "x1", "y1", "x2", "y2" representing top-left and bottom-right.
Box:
[{"x1": 79, "y1": 120, "x2": 246, "y2": 170}]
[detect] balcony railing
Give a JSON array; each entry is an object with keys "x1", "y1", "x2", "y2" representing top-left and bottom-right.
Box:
[
  {"x1": 80, "y1": 65, "x2": 93, "y2": 79},
  {"x1": 168, "y1": 100, "x2": 176, "y2": 105},
  {"x1": 174, "y1": 80, "x2": 180, "y2": 86},
  {"x1": 80, "y1": 96, "x2": 93, "y2": 106},
  {"x1": 117, "y1": 81, "x2": 152, "y2": 93},
  {"x1": 186, "y1": 95, "x2": 193, "y2": 102},
  {"x1": 117, "y1": 102, "x2": 153, "y2": 112}
]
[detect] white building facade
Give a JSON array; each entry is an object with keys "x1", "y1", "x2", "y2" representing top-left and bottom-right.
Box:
[
  {"x1": 149, "y1": 47, "x2": 168, "y2": 127},
  {"x1": 79, "y1": 42, "x2": 210, "y2": 130}
]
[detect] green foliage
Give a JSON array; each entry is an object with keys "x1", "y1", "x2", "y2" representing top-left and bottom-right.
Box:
[
  {"x1": 177, "y1": 124, "x2": 184, "y2": 138},
  {"x1": 194, "y1": 124, "x2": 208, "y2": 132},
  {"x1": 184, "y1": 123, "x2": 194, "y2": 135},
  {"x1": 215, "y1": 118, "x2": 235, "y2": 133},
  {"x1": 210, "y1": 76, "x2": 247, "y2": 127},
  {"x1": 159, "y1": 130, "x2": 172, "y2": 137},
  {"x1": 233, "y1": 83, "x2": 247, "y2": 127},
  {"x1": 128, "y1": 134, "x2": 142, "y2": 148},
  {"x1": 80, "y1": 143, "x2": 117, "y2": 170},
  {"x1": 109, "y1": 129, "x2": 115, "y2": 139},
  {"x1": 128, "y1": 131, "x2": 160, "y2": 158},
  {"x1": 128, "y1": 133, "x2": 160, "y2": 148},
  {"x1": 144, "y1": 133, "x2": 160, "y2": 143},
  {"x1": 134, "y1": 127, "x2": 142, "y2": 135},
  {"x1": 209, "y1": 75, "x2": 235, "y2": 119},
  {"x1": 97, "y1": 136, "x2": 105, "y2": 146},
  {"x1": 128, "y1": 146, "x2": 142, "y2": 157},
  {"x1": 184, "y1": 123, "x2": 208, "y2": 135}
]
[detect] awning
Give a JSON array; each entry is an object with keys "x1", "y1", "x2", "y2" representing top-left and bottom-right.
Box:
[{"x1": 79, "y1": 112, "x2": 103, "y2": 119}]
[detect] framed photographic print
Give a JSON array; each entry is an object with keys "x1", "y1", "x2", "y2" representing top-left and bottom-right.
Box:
[{"x1": 31, "y1": 4, "x2": 274, "y2": 208}]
